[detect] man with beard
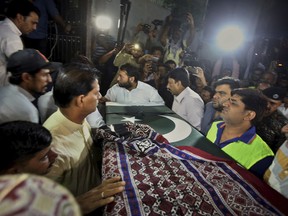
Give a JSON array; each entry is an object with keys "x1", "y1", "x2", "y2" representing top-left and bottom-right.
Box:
[
  {"x1": 201, "y1": 77, "x2": 240, "y2": 134},
  {"x1": 256, "y1": 87, "x2": 288, "y2": 153},
  {"x1": 0, "y1": 49, "x2": 54, "y2": 123},
  {"x1": 206, "y1": 88, "x2": 274, "y2": 178},
  {"x1": 101, "y1": 63, "x2": 164, "y2": 105}
]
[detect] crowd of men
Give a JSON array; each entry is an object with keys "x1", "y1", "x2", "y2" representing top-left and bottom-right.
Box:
[{"x1": 0, "y1": 0, "x2": 287, "y2": 214}]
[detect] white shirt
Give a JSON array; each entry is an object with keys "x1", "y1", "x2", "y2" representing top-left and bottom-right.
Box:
[
  {"x1": 172, "y1": 87, "x2": 204, "y2": 130},
  {"x1": 0, "y1": 84, "x2": 39, "y2": 124},
  {"x1": 105, "y1": 81, "x2": 164, "y2": 105},
  {"x1": 163, "y1": 39, "x2": 187, "y2": 66},
  {"x1": 44, "y1": 109, "x2": 101, "y2": 196},
  {"x1": 0, "y1": 18, "x2": 23, "y2": 86},
  {"x1": 278, "y1": 104, "x2": 288, "y2": 119}
]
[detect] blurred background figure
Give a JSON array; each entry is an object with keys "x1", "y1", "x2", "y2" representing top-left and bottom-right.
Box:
[{"x1": 22, "y1": 0, "x2": 71, "y2": 57}]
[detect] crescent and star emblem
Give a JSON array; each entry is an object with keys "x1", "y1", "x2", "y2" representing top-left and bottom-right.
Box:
[{"x1": 120, "y1": 115, "x2": 192, "y2": 143}]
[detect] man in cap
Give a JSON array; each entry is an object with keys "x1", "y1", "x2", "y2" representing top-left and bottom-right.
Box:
[
  {"x1": 256, "y1": 86, "x2": 288, "y2": 153},
  {"x1": 0, "y1": 48, "x2": 54, "y2": 124},
  {"x1": 0, "y1": 0, "x2": 40, "y2": 86}
]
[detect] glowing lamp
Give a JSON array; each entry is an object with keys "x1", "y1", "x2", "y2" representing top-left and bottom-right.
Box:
[
  {"x1": 95, "y1": 15, "x2": 112, "y2": 30},
  {"x1": 216, "y1": 25, "x2": 244, "y2": 52}
]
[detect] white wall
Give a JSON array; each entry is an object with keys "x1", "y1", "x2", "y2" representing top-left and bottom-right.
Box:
[{"x1": 92, "y1": 0, "x2": 170, "y2": 42}]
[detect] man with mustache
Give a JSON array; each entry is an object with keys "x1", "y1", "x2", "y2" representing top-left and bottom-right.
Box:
[
  {"x1": 201, "y1": 77, "x2": 240, "y2": 134},
  {"x1": 206, "y1": 88, "x2": 274, "y2": 178},
  {"x1": 0, "y1": 49, "x2": 54, "y2": 123},
  {"x1": 0, "y1": 121, "x2": 125, "y2": 214},
  {"x1": 101, "y1": 63, "x2": 164, "y2": 105}
]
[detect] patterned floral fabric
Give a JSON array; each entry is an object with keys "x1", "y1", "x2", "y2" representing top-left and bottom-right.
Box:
[
  {"x1": 0, "y1": 174, "x2": 81, "y2": 216},
  {"x1": 96, "y1": 123, "x2": 288, "y2": 215}
]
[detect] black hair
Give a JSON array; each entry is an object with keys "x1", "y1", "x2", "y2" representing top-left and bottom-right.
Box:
[
  {"x1": 9, "y1": 69, "x2": 39, "y2": 85},
  {"x1": 164, "y1": 60, "x2": 177, "y2": 71},
  {"x1": 119, "y1": 63, "x2": 140, "y2": 82},
  {"x1": 0, "y1": 121, "x2": 52, "y2": 172},
  {"x1": 157, "y1": 63, "x2": 170, "y2": 72},
  {"x1": 6, "y1": 0, "x2": 40, "y2": 18},
  {"x1": 202, "y1": 85, "x2": 214, "y2": 95},
  {"x1": 167, "y1": 67, "x2": 190, "y2": 87},
  {"x1": 150, "y1": 46, "x2": 164, "y2": 55},
  {"x1": 213, "y1": 76, "x2": 240, "y2": 91},
  {"x1": 53, "y1": 63, "x2": 99, "y2": 108},
  {"x1": 231, "y1": 88, "x2": 268, "y2": 125}
]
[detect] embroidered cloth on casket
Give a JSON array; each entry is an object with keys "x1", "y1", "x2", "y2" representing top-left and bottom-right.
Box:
[{"x1": 96, "y1": 123, "x2": 288, "y2": 216}]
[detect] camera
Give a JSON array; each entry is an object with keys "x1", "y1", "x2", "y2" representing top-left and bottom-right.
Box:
[
  {"x1": 151, "y1": 62, "x2": 158, "y2": 72},
  {"x1": 152, "y1": 19, "x2": 163, "y2": 27},
  {"x1": 141, "y1": 24, "x2": 151, "y2": 34},
  {"x1": 186, "y1": 66, "x2": 198, "y2": 75}
]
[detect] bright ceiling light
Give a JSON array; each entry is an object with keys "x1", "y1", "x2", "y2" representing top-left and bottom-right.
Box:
[
  {"x1": 95, "y1": 15, "x2": 112, "y2": 30},
  {"x1": 216, "y1": 25, "x2": 245, "y2": 52}
]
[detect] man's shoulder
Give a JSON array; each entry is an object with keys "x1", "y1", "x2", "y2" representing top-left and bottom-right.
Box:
[
  {"x1": 108, "y1": 83, "x2": 124, "y2": 92},
  {"x1": 275, "y1": 110, "x2": 288, "y2": 123},
  {"x1": 261, "y1": 111, "x2": 288, "y2": 127},
  {"x1": 0, "y1": 20, "x2": 19, "y2": 36},
  {"x1": 0, "y1": 85, "x2": 30, "y2": 104},
  {"x1": 204, "y1": 102, "x2": 216, "y2": 113},
  {"x1": 180, "y1": 90, "x2": 203, "y2": 108},
  {"x1": 137, "y1": 81, "x2": 156, "y2": 90},
  {"x1": 43, "y1": 111, "x2": 63, "y2": 130}
]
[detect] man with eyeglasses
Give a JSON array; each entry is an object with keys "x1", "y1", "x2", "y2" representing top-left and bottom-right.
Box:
[
  {"x1": 0, "y1": 0, "x2": 40, "y2": 86},
  {"x1": 206, "y1": 88, "x2": 274, "y2": 178}
]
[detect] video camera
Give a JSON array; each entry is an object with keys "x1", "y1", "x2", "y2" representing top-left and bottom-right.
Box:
[
  {"x1": 141, "y1": 24, "x2": 151, "y2": 34},
  {"x1": 152, "y1": 19, "x2": 164, "y2": 27},
  {"x1": 141, "y1": 19, "x2": 164, "y2": 34},
  {"x1": 171, "y1": 8, "x2": 191, "y2": 31}
]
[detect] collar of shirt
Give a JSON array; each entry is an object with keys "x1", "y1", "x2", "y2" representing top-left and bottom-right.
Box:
[
  {"x1": 56, "y1": 109, "x2": 87, "y2": 129},
  {"x1": 215, "y1": 121, "x2": 257, "y2": 148},
  {"x1": 5, "y1": 18, "x2": 22, "y2": 36},
  {"x1": 174, "y1": 87, "x2": 190, "y2": 104},
  {"x1": 12, "y1": 84, "x2": 35, "y2": 102}
]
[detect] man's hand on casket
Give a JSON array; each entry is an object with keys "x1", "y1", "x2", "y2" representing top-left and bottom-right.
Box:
[
  {"x1": 92, "y1": 124, "x2": 119, "y2": 141},
  {"x1": 93, "y1": 123, "x2": 156, "y2": 141},
  {"x1": 76, "y1": 176, "x2": 125, "y2": 214},
  {"x1": 113, "y1": 123, "x2": 132, "y2": 138}
]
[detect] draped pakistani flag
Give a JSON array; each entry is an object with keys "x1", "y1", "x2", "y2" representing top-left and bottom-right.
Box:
[
  {"x1": 105, "y1": 102, "x2": 229, "y2": 159},
  {"x1": 96, "y1": 122, "x2": 288, "y2": 215}
]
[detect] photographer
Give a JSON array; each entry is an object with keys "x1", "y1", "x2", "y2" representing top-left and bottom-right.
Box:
[
  {"x1": 111, "y1": 42, "x2": 144, "y2": 87},
  {"x1": 133, "y1": 20, "x2": 163, "y2": 53},
  {"x1": 113, "y1": 42, "x2": 144, "y2": 68},
  {"x1": 140, "y1": 60, "x2": 155, "y2": 82},
  {"x1": 160, "y1": 10, "x2": 195, "y2": 67}
]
